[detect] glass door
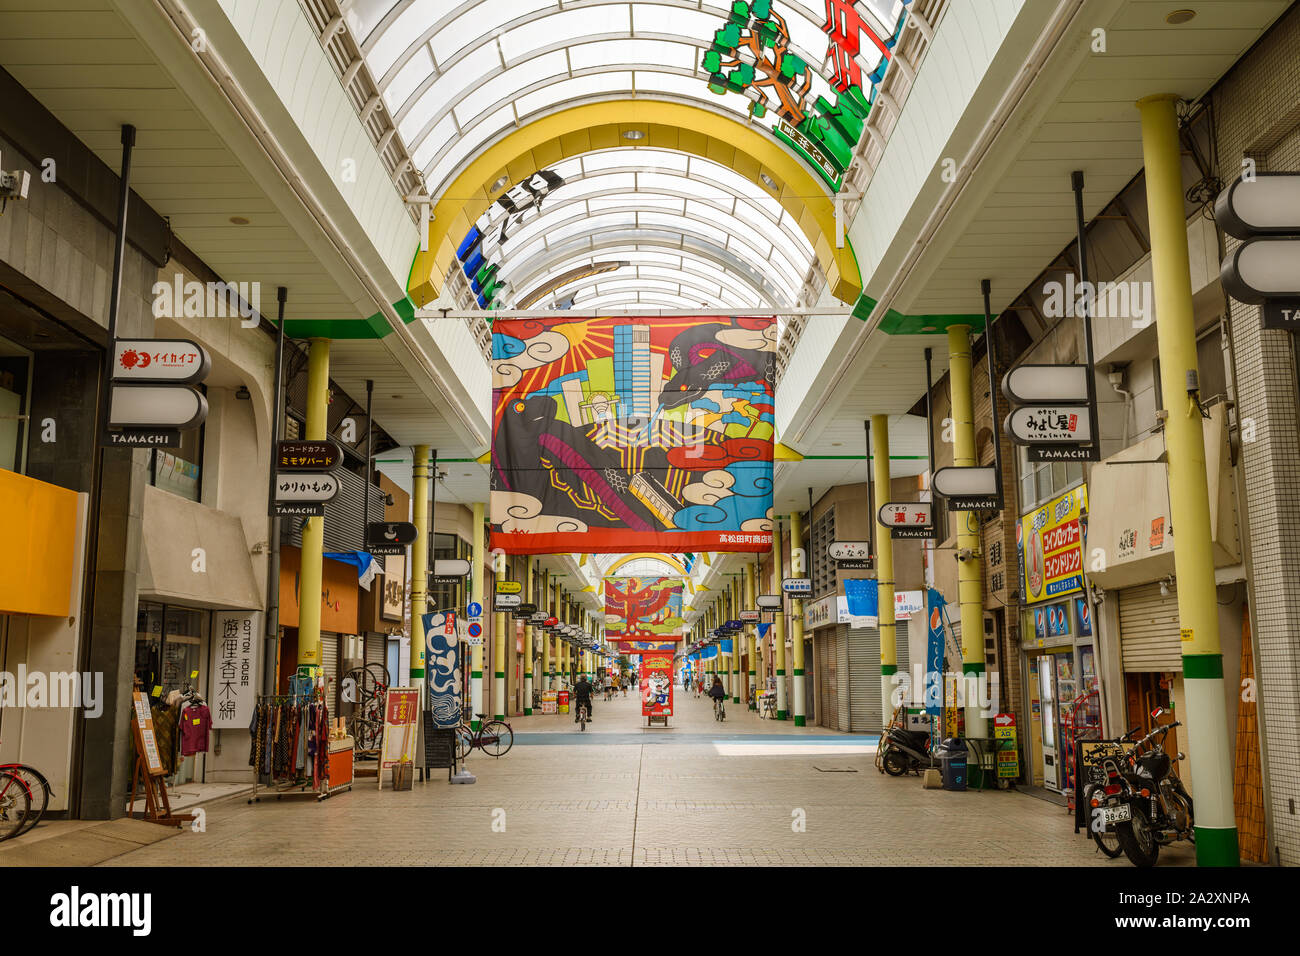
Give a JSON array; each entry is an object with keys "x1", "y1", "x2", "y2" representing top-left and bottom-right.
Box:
[{"x1": 1039, "y1": 657, "x2": 1058, "y2": 790}]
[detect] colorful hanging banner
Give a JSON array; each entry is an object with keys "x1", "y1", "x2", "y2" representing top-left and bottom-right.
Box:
[
  {"x1": 617, "y1": 639, "x2": 678, "y2": 655},
  {"x1": 422, "y1": 610, "x2": 462, "y2": 728},
  {"x1": 605, "y1": 576, "x2": 684, "y2": 640},
  {"x1": 490, "y1": 315, "x2": 776, "y2": 554},
  {"x1": 925, "y1": 589, "x2": 946, "y2": 746},
  {"x1": 1019, "y1": 484, "x2": 1088, "y2": 604},
  {"x1": 640, "y1": 651, "x2": 674, "y2": 718}
]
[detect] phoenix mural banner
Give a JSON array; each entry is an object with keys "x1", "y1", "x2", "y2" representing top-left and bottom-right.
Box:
[
  {"x1": 605, "y1": 577, "x2": 684, "y2": 641},
  {"x1": 490, "y1": 315, "x2": 777, "y2": 555}
]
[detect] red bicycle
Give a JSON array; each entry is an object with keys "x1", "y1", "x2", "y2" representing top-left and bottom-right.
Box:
[{"x1": 0, "y1": 760, "x2": 51, "y2": 841}]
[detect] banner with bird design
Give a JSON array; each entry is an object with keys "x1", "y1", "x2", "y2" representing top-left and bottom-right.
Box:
[
  {"x1": 605, "y1": 577, "x2": 685, "y2": 641},
  {"x1": 490, "y1": 315, "x2": 776, "y2": 554}
]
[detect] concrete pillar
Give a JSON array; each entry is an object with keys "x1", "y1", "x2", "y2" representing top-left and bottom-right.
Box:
[
  {"x1": 772, "y1": 520, "x2": 788, "y2": 719},
  {"x1": 296, "y1": 338, "x2": 330, "y2": 668},
  {"x1": 790, "y1": 510, "x2": 807, "y2": 726},
  {"x1": 872, "y1": 414, "x2": 898, "y2": 726}
]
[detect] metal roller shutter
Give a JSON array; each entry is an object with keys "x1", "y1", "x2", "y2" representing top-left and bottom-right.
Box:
[
  {"x1": 849, "y1": 620, "x2": 911, "y2": 733},
  {"x1": 835, "y1": 626, "x2": 850, "y2": 732},
  {"x1": 365, "y1": 632, "x2": 387, "y2": 682},
  {"x1": 321, "y1": 632, "x2": 340, "y2": 711},
  {"x1": 1119, "y1": 582, "x2": 1181, "y2": 671},
  {"x1": 817, "y1": 632, "x2": 837, "y2": 730}
]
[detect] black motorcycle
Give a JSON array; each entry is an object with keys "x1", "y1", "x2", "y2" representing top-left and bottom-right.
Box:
[
  {"x1": 879, "y1": 723, "x2": 934, "y2": 776},
  {"x1": 1090, "y1": 710, "x2": 1194, "y2": 867}
]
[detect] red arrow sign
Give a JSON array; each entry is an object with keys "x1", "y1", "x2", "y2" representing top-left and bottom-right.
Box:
[{"x1": 994, "y1": 713, "x2": 1015, "y2": 727}]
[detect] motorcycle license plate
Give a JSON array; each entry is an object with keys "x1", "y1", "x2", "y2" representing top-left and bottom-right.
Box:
[{"x1": 1101, "y1": 805, "x2": 1131, "y2": 824}]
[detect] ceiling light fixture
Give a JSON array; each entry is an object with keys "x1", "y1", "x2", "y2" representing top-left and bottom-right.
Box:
[
  {"x1": 622, "y1": 129, "x2": 645, "y2": 140},
  {"x1": 490, "y1": 174, "x2": 509, "y2": 191},
  {"x1": 1165, "y1": 9, "x2": 1195, "y2": 24},
  {"x1": 229, "y1": 216, "x2": 250, "y2": 225},
  {"x1": 759, "y1": 173, "x2": 777, "y2": 189}
]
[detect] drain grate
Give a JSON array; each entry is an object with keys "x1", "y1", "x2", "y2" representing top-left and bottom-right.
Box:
[{"x1": 812, "y1": 766, "x2": 859, "y2": 772}]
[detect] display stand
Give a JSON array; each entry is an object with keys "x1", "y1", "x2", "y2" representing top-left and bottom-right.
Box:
[
  {"x1": 248, "y1": 669, "x2": 350, "y2": 803},
  {"x1": 422, "y1": 712, "x2": 457, "y2": 782},
  {"x1": 127, "y1": 684, "x2": 195, "y2": 828}
]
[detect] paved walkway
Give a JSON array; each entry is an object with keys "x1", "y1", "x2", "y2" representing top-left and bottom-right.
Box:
[{"x1": 69, "y1": 689, "x2": 1191, "y2": 866}]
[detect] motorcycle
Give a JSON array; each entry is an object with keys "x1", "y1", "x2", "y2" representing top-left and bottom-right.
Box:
[
  {"x1": 1088, "y1": 710, "x2": 1194, "y2": 867},
  {"x1": 879, "y1": 722, "x2": 935, "y2": 776}
]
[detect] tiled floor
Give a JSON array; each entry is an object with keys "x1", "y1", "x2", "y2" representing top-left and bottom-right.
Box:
[{"x1": 91, "y1": 690, "x2": 1194, "y2": 867}]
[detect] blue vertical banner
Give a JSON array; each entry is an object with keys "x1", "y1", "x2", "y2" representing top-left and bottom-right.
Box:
[
  {"x1": 721, "y1": 638, "x2": 734, "y2": 655},
  {"x1": 925, "y1": 589, "x2": 946, "y2": 743},
  {"x1": 843, "y1": 578, "x2": 879, "y2": 626},
  {"x1": 422, "y1": 610, "x2": 462, "y2": 728}
]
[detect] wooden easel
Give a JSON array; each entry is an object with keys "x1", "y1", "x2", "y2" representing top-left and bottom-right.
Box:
[{"x1": 127, "y1": 684, "x2": 195, "y2": 828}]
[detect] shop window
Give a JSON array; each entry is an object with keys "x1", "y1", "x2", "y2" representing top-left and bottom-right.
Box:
[
  {"x1": 1016, "y1": 447, "x2": 1084, "y2": 512},
  {"x1": 150, "y1": 387, "x2": 204, "y2": 502},
  {"x1": 0, "y1": 336, "x2": 32, "y2": 474}
]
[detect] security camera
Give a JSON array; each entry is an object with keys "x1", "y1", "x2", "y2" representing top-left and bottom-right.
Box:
[{"x1": 0, "y1": 152, "x2": 31, "y2": 202}]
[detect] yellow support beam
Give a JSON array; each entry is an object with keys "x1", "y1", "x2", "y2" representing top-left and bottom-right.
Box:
[{"x1": 296, "y1": 338, "x2": 330, "y2": 668}]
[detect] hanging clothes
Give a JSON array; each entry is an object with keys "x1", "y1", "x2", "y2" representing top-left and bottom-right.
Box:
[{"x1": 180, "y1": 703, "x2": 212, "y2": 756}]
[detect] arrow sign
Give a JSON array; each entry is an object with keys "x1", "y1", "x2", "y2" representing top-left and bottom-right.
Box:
[
  {"x1": 1004, "y1": 405, "x2": 1093, "y2": 445},
  {"x1": 878, "y1": 502, "x2": 933, "y2": 538},
  {"x1": 827, "y1": 541, "x2": 871, "y2": 561},
  {"x1": 113, "y1": 340, "x2": 210, "y2": 384},
  {"x1": 1220, "y1": 238, "x2": 1300, "y2": 305},
  {"x1": 279, "y1": 440, "x2": 345, "y2": 472},
  {"x1": 432, "y1": 558, "x2": 471, "y2": 578},
  {"x1": 932, "y1": 466, "x2": 1002, "y2": 511},
  {"x1": 1001, "y1": 364, "x2": 1090, "y2": 405},
  {"x1": 1215, "y1": 172, "x2": 1300, "y2": 238},
  {"x1": 274, "y1": 472, "x2": 341, "y2": 503},
  {"x1": 994, "y1": 713, "x2": 1016, "y2": 727},
  {"x1": 108, "y1": 384, "x2": 208, "y2": 430},
  {"x1": 366, "y1": 522, "x2": 416, "y2": 556}
]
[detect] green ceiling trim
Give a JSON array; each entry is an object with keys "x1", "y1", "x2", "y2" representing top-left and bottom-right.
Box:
[
  {"x1": 283, "y1": 294, "x2": 419, "y2": 340},
  {"x1": 852, "y1": 294, "x2": 986, "y2": 334}
]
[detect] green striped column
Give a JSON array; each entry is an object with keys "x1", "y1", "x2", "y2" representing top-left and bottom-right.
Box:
[
  {"x1": 523, "y1": 563, "x2": 533, "y2": 716},
  {"x1": 872, "y1": 414, "x2": 898, "y2": 726},
  {"x1": 772, "y1": 521, "x2": 788, "y2": 719},
  {"x1": 790, "y1": 510, "x2": 807, "y2": 726},
  {"x1": 1139, "y1": 94, "x2": 1238, "y2": 865}
]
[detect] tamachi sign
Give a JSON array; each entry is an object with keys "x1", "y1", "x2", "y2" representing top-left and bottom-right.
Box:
[{"x1": 1019, "y1": 485, "x2": 1088, "y2": 605}]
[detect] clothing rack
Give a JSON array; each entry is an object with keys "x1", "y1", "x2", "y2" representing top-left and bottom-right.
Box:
[{"x1": 248, "y1": 677, "x2": 336, "y2": 803}]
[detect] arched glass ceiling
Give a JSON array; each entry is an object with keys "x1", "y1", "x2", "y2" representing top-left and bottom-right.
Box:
[
  {"x1": 597, "y1": 555, "x2": 688, "y2": 578},
  {"x1": 347, "y1": 0, "x2": 907, "y2": 195},
  {"x1": 484, "y1": 148, "x2": 816, "y2": 308}
]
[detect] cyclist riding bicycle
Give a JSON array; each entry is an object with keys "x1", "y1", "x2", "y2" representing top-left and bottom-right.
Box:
[
  {"x1": 573, "y1": 674, "x2": 594, "y2": 723},
  {"x1": 708, "y1": 676, "x2": 727, "y2": 718}
]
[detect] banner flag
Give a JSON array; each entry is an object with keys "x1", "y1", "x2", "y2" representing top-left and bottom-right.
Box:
[
  {"x1": 844, "y1": 578, "x2": 879, "y2": 627},
  {"x1": 489, "y1": 315, "x2": 777, "y2": 554},
  {"x1": 605, "y1": 576, "x2": 683, "y2": 640},
  {"x1": 700, "y1": 644, "x2": 718, "y2": 660},
  {"x1": 617, "y1": 639, "x2": 678, "y2": 655},
  {"x1": 422, "y1": 610, "x2": 462, "y2": 728},
  {"x1": 925, "y1": 589, "x2": 946, "y2": 745}
]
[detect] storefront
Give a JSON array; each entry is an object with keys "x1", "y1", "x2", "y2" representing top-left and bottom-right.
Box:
[
  {"x1": 804, "y1": 593, "x2": 910, "y2": 733},
  {"x1": 1017, "y1": 484, "x2": 1098, "y2": 792},
  {"x1": 277, "y1": 546, "x2": 361, "y2": 710}
]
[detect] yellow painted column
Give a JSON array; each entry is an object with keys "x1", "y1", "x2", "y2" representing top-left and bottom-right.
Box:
[
  {"x1": 296, "y1": 338, "x2": 330, "y2": 668},
  {"x1": 947, "y1": 324, "x2": 988, "y2": 740},
  {"x1": 523, "y1": 562, "x2": 534, "y2": 715},
  {"x1": 731, "y1": 575, "x2": 742, "y2": 704},
  {"x1": 790, "y1": 509, "x2": 807, "y2": 726},
  {"x1": 872, "y1": 414, "x2": 898, "y2": 727},
  {"x1": 493, "y1": 548, "x2": 507, "y2": 721},
  {"x1": 470, "y1": 502, "x2": 485, "y2": 730},
  {"x1": 409, "y1": 445, "x2": 429, "y2": 693},
  {"x1": 772, "y1": 521, "x2": 788, "y2": 719},
  {"x1": 1138, "y1": 94, "x2": 1238, "y2": 865},
  {"x1": 542, "y1": 572, "x2": 552, "y2": 691},
  {"x1": 745, "y1": 561, "x2": 757, "y2": 710}
]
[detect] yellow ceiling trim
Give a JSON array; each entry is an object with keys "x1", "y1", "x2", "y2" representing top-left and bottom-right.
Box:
[{"x1": 409, "y1": 100, "x2": 862, "y2": 307}]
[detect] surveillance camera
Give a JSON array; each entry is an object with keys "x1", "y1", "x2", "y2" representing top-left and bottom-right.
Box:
[{"x1": 0, "y1": 161, "x2": 31, "y2": 202}]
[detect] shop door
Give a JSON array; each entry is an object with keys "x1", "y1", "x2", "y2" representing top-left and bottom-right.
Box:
[
  {"x1": 804, "y1": 638, "x2": 814, "y2": 720},
  {"x1": 1038, "y1": 656, "x2": 1059, "y2": 790}
]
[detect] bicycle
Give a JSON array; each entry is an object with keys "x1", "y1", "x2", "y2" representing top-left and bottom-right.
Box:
[
  {"x1": 713, "y1": 697, "x2": 726, "y2": 722},
  {"x1": 759, "y1": 693, "x2": 777, "y2": 719},
  {"x1": 577, "y1": 702, "x2": 589, "y2": 731},
  {"x1": 0, "y1": 748, "x2": 52, "y2": 837},
  {"x1": 455, "y1": 713, "x2": 514, "y2": 760},
  {"x1": 0, "y1": 770, "x2": 32, "y2": 842}
]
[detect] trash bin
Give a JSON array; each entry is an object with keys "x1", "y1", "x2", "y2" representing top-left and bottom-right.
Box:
[
  {"x1": 936, "y1": 738, "x2": 968, "y2": 791},
  {"x1": 557, "y1": 690, "x2": 570, "y2": 714}
]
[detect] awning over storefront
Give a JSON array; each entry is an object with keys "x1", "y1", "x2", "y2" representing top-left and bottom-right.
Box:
[
  {"x1": 0, "y1": 470, "x2": 79, "y2": 617},
  {"x1": 1086, "y1": 404, "x2": 1239, "y2": 590},
  {"x1": 138, "y1": 485, "x2": 262, "y2": 610}
]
